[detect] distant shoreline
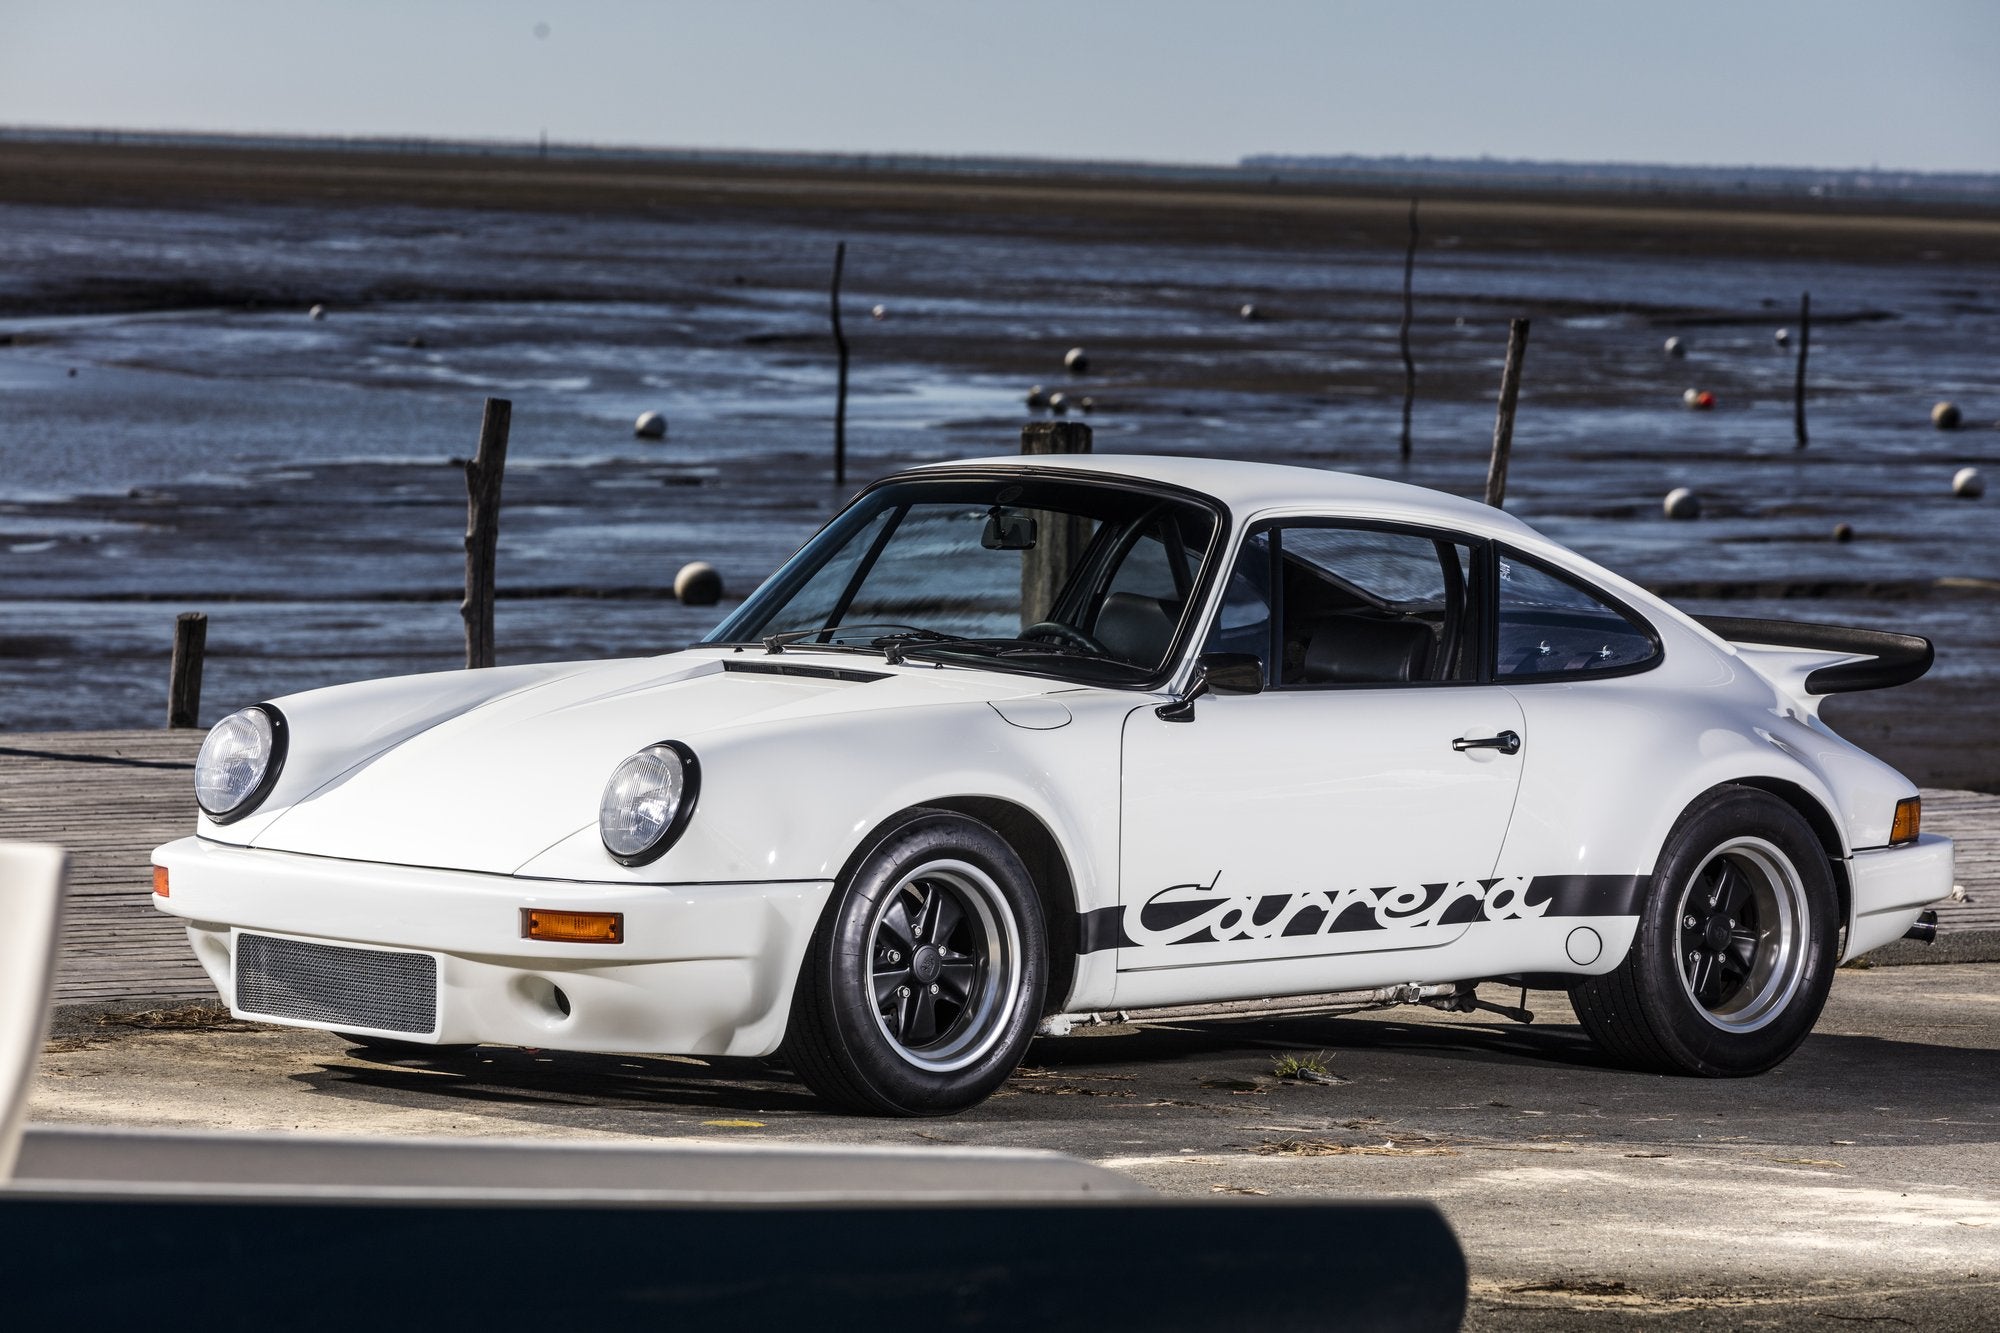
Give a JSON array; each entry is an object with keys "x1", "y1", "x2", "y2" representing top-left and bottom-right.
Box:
[{"x1": 5, "y1": 137, "x2": 2000, "y2": 267}]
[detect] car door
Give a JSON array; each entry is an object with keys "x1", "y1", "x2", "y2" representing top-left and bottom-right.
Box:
[{"x1": 1116, "y1": 521, "x2": 1529, "y2": 991}]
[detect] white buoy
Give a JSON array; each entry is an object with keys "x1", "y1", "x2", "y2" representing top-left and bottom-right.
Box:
[
  {"x1": 1047, "y1": 391, "x2": 1069, "y2": 415},
  {"x1": 1833, "y1": 522, "x2": 1854, "y2": 543},
  {"x1": 1064, "y1": 346, "x2": 1089, "y2": 374},
  {"x1": 870, "y1": 304, "x2": 887, "y2": 321},
  {"x1": 1775, "y1": 328, "x2": 1791, "y2": 347},
  {"x1": 1953, "y1": 467, "x2": 1984, "y2": 499},
  {"x1": 1664, "y1": 487, "x2": 1702, "y2": 520},
  {"x1": 634, "y1": 411, "x2": 668, "y2": 440},
  {"x1": 1078, "y1": 396, "x2": 1095, "y2": 414},
  {"x1": 1933, "y1": 401, "x2": 1962, "y2": 430},
  {"x1": 308, "y1": 304, "x2": 327, "y2": 321},
  {"x1": 1664, "y1": 336, "x2": 1684, "y2": 358},
  {"x1": 1025, "y1": 384, "x2": 1047, "y2": 408},
  {"x1": 674, "y1": 561, "x2": 723, "y2": 606},
  {"x1": 1239, "y1": 303, "x2": 1259, "y2": 321}
]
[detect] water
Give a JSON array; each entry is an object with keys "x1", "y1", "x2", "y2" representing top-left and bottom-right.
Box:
[{"x1": 1, "y1": 197, "x2": 1994, "y2": 760}]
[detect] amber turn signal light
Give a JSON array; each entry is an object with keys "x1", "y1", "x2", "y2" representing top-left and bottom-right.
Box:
[
  {"x1": 522, "y1": 908, "x2": 623, "y2": 944},
  {"x1": 1891, "y1": 797, "x2": 1921, "y2": 846},
  {"x1": 151, "y1": 866, "x2": 170, "y2": 898}
]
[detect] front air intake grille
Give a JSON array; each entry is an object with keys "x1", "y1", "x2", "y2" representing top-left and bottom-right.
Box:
[{"x1": 234, "y1": 933, "x2": 438, "y2": 1035}]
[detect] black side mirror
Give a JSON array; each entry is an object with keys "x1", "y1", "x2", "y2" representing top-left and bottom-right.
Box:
[
  {"x1": 1202, "y1": 653, "x2": 1265, "y2": 695},
  {"x1": 1157, "y1": 653, "x2": 1264, "y2": 722}
]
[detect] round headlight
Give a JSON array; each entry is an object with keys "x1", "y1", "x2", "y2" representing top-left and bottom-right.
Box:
[
  {"x1": 599, "y1": 741, "x2": 700, "y2": 866},
  {"x1": 195, "y1": 704, "x2": 287, "y2": 823}
]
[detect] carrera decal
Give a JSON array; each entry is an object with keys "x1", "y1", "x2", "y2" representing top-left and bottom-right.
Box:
[{"x1": 1078, "y1": 873, "x2": 1648, "y2": 954}]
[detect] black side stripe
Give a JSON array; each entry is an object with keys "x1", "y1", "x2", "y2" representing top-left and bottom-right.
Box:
[{"x1": 1076, "y1": 874, "x2": 1649, "y2": 955}]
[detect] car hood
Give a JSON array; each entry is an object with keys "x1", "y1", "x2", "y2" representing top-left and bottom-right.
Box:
[{"x1": 248, "y1": 651, "x2": 1068, "y2": 874}]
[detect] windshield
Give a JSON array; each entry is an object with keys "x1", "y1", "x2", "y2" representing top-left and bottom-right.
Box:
[{"x1": 704, "y1": 474, "x2": 1224, "y2": 685}]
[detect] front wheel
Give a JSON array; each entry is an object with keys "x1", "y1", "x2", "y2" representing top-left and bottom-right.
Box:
[
  {"x1": 1571, "y1": 787, "x2": 1839, "y2": 1077},
  {"x1": 784, "y1": 810, "x2": 1047, "y2": 1115}
]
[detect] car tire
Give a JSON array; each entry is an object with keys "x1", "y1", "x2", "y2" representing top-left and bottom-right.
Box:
[
  {"x1": 784, "y1": 809, "x2": 1047, "y2": 1116},
  {"x1": 1571, "y1": 786, "x2": 1839, "y2": 1077}
]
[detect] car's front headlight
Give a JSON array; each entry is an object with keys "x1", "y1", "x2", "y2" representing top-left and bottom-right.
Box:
[
  {"x1": 599, "y1": 741, "x2": 700, "y2": 866},
  {"x1": 195, "y1": 704, "x2": 288, "y2": 824}
]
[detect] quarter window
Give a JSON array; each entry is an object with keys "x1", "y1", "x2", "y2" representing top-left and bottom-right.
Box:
[{"x1": 1495, "y1": 553, "x2": 1658, "y2": 678}]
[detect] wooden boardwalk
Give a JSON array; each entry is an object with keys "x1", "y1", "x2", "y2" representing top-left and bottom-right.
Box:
[{"x1": 2, "y1": 729, "x2": 1995, "y2": 1006}]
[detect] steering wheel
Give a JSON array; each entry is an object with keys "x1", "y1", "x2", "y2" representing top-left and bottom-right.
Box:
[{"x1": 1022, "y1": 620, "x2": 1113, "y2": 657}]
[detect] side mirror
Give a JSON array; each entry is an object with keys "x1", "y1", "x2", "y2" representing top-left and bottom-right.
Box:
[
  {"x1": 1202, "y1": 653, "x2": 1265, "y2": 695},
  {"x1": 1156, "y1": 653, "x2": 1264, "y2": 722}
]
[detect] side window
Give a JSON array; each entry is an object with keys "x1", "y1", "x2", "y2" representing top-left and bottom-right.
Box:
[
  {"x1": 1275, "y1": 527, "x2": 1478, "y2": 686},
  {"x1": 1200, "y1": 533, "x2": 1273, "y2": 660},
  {"x1": 1495, "y1": 553, "x2": 1658, "y2": 678}
]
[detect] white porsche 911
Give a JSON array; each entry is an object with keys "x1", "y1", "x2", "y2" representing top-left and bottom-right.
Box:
[{"x1": 152, "y1": 454, "x2": 1951, "y2": 1114}]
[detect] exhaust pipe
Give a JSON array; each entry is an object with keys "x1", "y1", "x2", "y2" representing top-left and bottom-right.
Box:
[{"x1": 1903, "y1": 908, "x2": 1939, "y2": 944}]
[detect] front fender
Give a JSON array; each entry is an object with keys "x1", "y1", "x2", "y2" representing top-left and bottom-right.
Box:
[{"x1": 514, "y1": 696, "x2": 1129, "y2": 908}]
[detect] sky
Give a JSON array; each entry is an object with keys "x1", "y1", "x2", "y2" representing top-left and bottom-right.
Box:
[{"x1": 5, "y1": 0, "x2": 1999, "y2": 173}]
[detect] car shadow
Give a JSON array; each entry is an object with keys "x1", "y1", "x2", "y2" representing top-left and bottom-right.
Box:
[
  {"x1": 289, "y1": 1010, "x2": 1999, "y2": 1139},
  {"x1": 295, "y1": 1043, "x2": 821, "y2": 1119}
]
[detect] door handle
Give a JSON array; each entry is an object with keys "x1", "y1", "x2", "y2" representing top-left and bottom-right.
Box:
[{"x1": 1453, "y1": 730, "x2": 1521, "y2": 755}]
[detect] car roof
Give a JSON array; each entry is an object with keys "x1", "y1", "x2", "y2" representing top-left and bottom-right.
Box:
[{"x1": 908, "y1": 453, "x2": 1545, "y2": 542}]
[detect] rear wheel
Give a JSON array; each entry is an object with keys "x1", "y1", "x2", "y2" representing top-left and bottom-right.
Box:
[
  {"x1": 784, "y1": 810, "x2": 1046, "y2": 1115},
  {"x1": 1572, "y1": 787, "x2": 1838, "y2": 1076}
]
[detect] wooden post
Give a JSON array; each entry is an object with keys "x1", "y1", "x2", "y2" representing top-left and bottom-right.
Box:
[
  {"x1": 1793, "y1": 291, "x2": 1811, "y2": 450},
  {"x1": 1020, "y1": 421, "x2": 1093, "y2": 625},
  {"x1": 166, "y1": 612, "x2": 207, "y2": 729},
  {"x1": 461, "y1": 397, "x2": 512, "y2": 670},
  {"x1": 1398, "y1": 198, "x2": 1418, "y2": 460},
  {"x1": 831, "y1": 242, "x2": 849, "y2": 487},
  {"x1": 1484, "y1": 318, "x2": 1531, "y2": 509}
]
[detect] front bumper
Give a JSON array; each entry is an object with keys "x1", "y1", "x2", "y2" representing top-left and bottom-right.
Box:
[
  {"x1": 1842, "y1": 833, "x2": 1954, "y2": 961},
  {"x1": 151, "y1": 837, "x2": 832, "y2": 1058}
]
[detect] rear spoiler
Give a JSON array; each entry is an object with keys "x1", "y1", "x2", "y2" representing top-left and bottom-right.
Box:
[{"x1": 1694, "y1": 616, "x2": 1934, "y2": 694}]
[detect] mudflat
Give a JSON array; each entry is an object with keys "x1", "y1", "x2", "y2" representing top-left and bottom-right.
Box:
[{"x1": 1, "y1": 138, "x2": 1995, "y2": 789}]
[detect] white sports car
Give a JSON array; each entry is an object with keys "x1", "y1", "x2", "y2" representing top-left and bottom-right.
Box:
[{"x1": 153, "y1": 455, "x2": 1951, "y2": 1114}]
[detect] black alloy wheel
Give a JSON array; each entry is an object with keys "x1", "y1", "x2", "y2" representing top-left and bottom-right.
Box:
[
  {"x1": 1571, "y1": 786, "x2": 1839, "y2": 1077},
  {"x1": 785, "y1": 809, "x2": 1047, "y2": 1115}
]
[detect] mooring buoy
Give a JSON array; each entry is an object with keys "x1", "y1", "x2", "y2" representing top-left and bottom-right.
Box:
[
  {"x1": 1664, "y1": 336, "x2": 1685, "y2": 358},
  {"x1": 1047, "y1": 392, "x2": 1070, "y2": 416},
  {"x1": 1774, "y1": 328, "x2": 1791, "y2": 347},
  {"x1": 1239, "y1": 303, "x2": 1259, "y2": 321},
  {"x1": 1682, "y1": 388, "x2": 1716, "y2": 410},
  {"x1": 870, "y1": 304, "x2": 887, "y2": 321},
  {"x1": 1064, "y1": 346, "x2": 1089, "y2": 374},
  {"x1": 675, "y1": 562, "x2": 723, "y2": 605},
  {"x1": 1953, "y1": 466, "x2": 1984, "y2": 499},
  {"x1": 1664, "y1": 487, "x2": 1702, "y2": 520},
  {"x1": 1025, "y1": 384, "x2": 1047, "y2": 408},
  {"x1": 634, "y1": 411, "x2": 668, "y2": 440},
  {"x1": 308, "y1": 304, "x2": 327, "y2": 321},
  {"x1": 1833, "y1": 522, "x2": 1854, "y2": 542},
  {"x1": 1933, "y1": 401, "x2": 1963, "y2": 430},
  {"x1": 1078, "y1": 396, "x2": 1095, "y2": 415}
]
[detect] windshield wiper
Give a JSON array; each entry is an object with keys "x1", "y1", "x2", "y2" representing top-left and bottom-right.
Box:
[{"x1": 761, "y1": 623, "x2": 956, "y2": 658}]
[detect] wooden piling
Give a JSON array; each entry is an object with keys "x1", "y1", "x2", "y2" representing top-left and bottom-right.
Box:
[
  {"x1": 831, "y1": 242, "x2": 850, "y2": 487},
  {"x1": 461, "y1": 397, "x2": 512, "y2": 670},
  {"x1": 1484, "y1": 318, "x2": 1531, "y2": 509},
  {"x1": 1793, "y1": 291, "x2": 1811, "y2": 450},
  {"x1": 1398, "y1": 198, "x2": 1418, "y2": 460},
  {"x1": 1020, "y1": 421, "x2": 1093, "y2": 625},
  {"x1": 166, "y1": 612, "x2": 207, "y2": 729}
]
